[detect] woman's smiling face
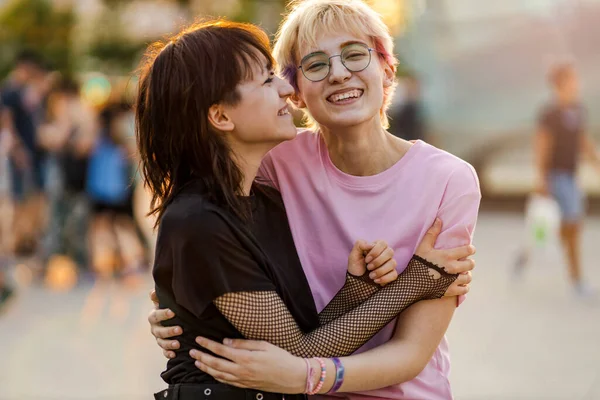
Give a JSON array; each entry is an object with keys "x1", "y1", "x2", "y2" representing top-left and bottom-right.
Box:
[{"x1": 293, "y1": 32, "x2": 394, "y2": 131}]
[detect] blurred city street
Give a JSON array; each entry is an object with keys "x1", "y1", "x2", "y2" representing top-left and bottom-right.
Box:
[{"x1": 1, "y1": 211, "x2": 599, "y2": 400}]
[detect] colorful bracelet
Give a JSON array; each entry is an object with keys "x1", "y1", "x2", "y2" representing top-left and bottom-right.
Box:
[
  {"x1": 304, "y1": 358, "x2": 314, "y2": 394},
  {"x1": 307, "y1": 357, "x2": 327, "y2": 395},
  {"x1": 327, "y1": 357, "x2": 345, "y2": 393}
]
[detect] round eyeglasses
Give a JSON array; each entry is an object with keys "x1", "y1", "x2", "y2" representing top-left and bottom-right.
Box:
[{"x1": 298, "y1": 43, "x2": 376, "y2": 82}]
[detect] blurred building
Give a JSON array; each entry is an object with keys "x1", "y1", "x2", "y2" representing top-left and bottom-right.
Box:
[{"x1": 398, "y1": 0, "x2": 600, "y2": 202}]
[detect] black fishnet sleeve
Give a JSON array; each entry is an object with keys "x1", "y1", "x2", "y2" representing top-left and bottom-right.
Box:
[
  {"x1": 318, "y1": 272, "x2": 380, "y2": 325},
  {"x1": 213, "y1": 255, "x2": 457, "y2": 358}
]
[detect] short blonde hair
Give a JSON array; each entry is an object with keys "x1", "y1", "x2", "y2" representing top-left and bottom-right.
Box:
[{"x1": 273, "y1": 0, "x2": 398, "y2": 130}]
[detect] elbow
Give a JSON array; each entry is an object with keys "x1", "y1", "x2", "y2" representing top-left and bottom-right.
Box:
[
  {"x1": 403, "y1": 360, "x2": 428, "y2": 382},
  {"x1": 390, "y1": 351, "x2": 431, "y2": 384}
]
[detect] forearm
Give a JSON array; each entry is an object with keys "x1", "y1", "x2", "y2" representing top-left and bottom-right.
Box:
[
  {"x1": 535, "y1": 129, "x2": 550, "y2": 180},
  {"x1": 335, "y1": 297, "x2": 456, "y2": 393},
  {"x1": 318, "y1": 272, "x2": 380, "y2": 325},
  {"x1": 583, "y1": 135, "x2": 600, "y2": 163}
]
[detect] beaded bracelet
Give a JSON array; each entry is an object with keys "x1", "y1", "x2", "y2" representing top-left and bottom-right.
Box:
[
  {"x1": 327, "y1": 357, "x2": 345, "y2": 393},
  {"x1": 307, "y1": 357, "x2": 327, "y2": 395}
]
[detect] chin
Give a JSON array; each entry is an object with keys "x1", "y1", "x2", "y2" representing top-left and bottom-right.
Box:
[
  {"x1": 271, "y1": 129, "x2": 297, "y2": 144},
  {"x1": 327, "y1": 113, "x2": 374, "y2": 128}
]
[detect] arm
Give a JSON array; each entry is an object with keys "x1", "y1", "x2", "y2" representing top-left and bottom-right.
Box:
[
  {"x1": 214, "y1": 254, "x2": 457, "y2": 359},
  {"x1": 535, "y1": 121, "x2": 552, "y2": 195},
  {"x1": 168, "y1": 210, "x2": 457, "y2": 361},
  {"x1": 318, "y1": 239, "x2": 396, "y2": 325},
  {"x1": 336, "y1": 296, "x2": 455, "y2": 391},
  {"x1": 0, "y1": 106, "x2": 30, "y2": 170},
  {"x1": 581, "y1": 133, "x2": 600, "y2": 173},
  {"x1": 331, "y1": 164, "x2": 482, "y2": 391}
]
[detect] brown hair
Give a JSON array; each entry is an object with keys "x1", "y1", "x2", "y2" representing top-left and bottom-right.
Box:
[{"x1": 135, "y1": 19, "x2": 274, "y2": 227}]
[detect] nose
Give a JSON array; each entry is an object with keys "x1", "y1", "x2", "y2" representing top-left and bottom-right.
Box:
[
  {"x1": 328, "y1": 55, "x2": 351, "y2": 84},
  {"x1": 277, "y1": 76, "x2": 295, "y2": 98}
]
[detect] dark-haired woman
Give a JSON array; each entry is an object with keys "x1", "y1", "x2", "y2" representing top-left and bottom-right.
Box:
[{"x1": 136, "y1": 20, "x2": 474, "y2": 400}]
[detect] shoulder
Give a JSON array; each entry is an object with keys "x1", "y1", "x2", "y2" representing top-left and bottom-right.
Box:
[
  {"x1": 416, "y1": 141, "x2": 479, "y2": 190},
  {"x1": 160, "y1": 194, "x2": 230, "y2": 240},
  {"x1": 538, "y1": 102, "x2": 558, "y2": 123},
  {"x1": 0, "y1": 86, "x2": 19, "y2": 105}
]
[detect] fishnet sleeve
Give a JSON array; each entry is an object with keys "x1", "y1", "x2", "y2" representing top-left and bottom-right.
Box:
[
  {"x1": 318, "y1": 272, "x2": 380, "y2": 325},
  {"x1": 213, "y1": 255, "x2": 457, "y2": 358}
]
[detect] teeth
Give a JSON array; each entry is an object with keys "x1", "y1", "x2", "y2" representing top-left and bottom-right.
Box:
[
  {"x1": 329, "y1": 89, "x2": 362, "y2": 103},
  {"x1": 278, "y1": 108, "x2": 289, "y2": 116}
]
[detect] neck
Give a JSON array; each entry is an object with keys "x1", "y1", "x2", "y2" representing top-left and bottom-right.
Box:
[
  {"x1": 319, "y1": 117, "x2": 410, "y2": 176},
  {"x1": 229, "y1": 143, "x2": 270, "y2": 196},
  {"x1": 557, "y1": 94, "x2": 576, "y2": 107}
]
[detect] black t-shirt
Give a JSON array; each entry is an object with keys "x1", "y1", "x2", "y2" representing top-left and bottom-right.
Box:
[
  {"x1": 153, "y1": 181, "x2": 319, "y2": 390},
  {"x1": 60, "y1": 129, "x2": 89, "y2": 193},
  {"x1": 0, "y1": 84, "x2": 38, "y2": 153},
  {"x1": 539, "y1": 102, "x2": 586, "y2": 174}
]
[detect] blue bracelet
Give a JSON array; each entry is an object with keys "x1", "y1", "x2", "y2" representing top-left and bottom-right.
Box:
[{"x1": 328, "y1": 357, "x2": 345, "y2": 393}]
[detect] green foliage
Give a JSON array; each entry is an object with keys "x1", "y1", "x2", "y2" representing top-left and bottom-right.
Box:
[
  {"x1": 87, "y1": 37, "x2": 148, "y2": 75},
  {"x1": 0, "y1": 0, "x2": 76, "y2": 78}
]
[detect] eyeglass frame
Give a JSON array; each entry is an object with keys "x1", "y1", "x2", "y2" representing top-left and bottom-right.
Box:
[{"x1": 297, "y1": 43, "x2": 382, "y2": 82}]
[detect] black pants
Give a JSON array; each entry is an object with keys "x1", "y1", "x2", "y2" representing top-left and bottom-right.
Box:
[{"x1": 154, "y1": 383, "x2": 306, "y2": 400}]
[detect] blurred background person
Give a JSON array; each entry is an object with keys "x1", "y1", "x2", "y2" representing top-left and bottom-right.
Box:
[
  {"x1": 0, "y1": 102, "x2": 15, "y2": 310},
  {"x1": 514, "y1": 63, "x2": 600, "y2": 298},
  {"x1": 0, "y1": 51, "x2": 51, "y2": 259},
  {"x1": 86, "y1": 102, "x2": 145, "y2": 286},
  {"x1": 37, "y1": 78, "x2": 98, "y2": 283},
  {"x1": 388, "y1": 73, "x2": 427, "y2": 143}
]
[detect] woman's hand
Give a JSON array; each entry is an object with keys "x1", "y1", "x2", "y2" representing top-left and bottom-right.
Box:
[
  {"x1": 190, "y1": 337, "x2": 307, "y2": 394},
  {"x1": 347, "y1": 239, "x2": 397, "y2": 285},
  {"x1": 148, "y1": 290, "x2": 182, "y2": 359},
  {"x1": 415, "y1": 218, "x2": 476, "y2": 297}
]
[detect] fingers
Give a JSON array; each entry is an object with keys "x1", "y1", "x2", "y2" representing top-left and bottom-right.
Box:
[
  {"x1": 349, "y1": 240, "x2": 372, "y2": 263},
  {"x1": 157, "y1": 337, "x2": 181, "y2": 351},
  {"x1": 419, "y1": 218, "x2": 443, "y2": 250},
  {"x1": 149, "y1": 289, "x2": 159, "y2": 306},
  {"x1": 221, "y1": 338, "x2": 270, "y2": 352},
  {"x1": 190, "y1": 349, "x2": 241, "y2": 379},
  {"x1": 192, "y1": 356, "x2": 241, "y2": 384},
  {"x1": 444, "y1": 282, "x2": 471, "y2": 297},
  {"x1": 367, "y1": 247, "x2": 394, "y2": 271},
  {"x1": 444, "y1": 272, "x2": 472, "y2": 297},
  {"x1": 162, "y1": 349, "x2": 176, "y2": 359},
  {"x1": 196, "y1": 336, "x2": 243, "y2": 361},
  {"x1": 148, "y1": 308, "x2": 176, "y2": 325},
  {"x1": 151, "y1": 323, "x2": 182, "y2": 340},
  {"x1": 455, "y1": 271, "x2": 472, "y2": 286},
  {"x1": 365, "y1": 240, "x2": 389, "y2": 264},
  {"x1": 353, "y1": 239, "x2": 373, "y2": 253},
  {"x1": 445, "y1": 258, "x2": 476, "y2": 274},
  {"x1": 368, "y1": 258, "x2": 397, "y2": 282},
  {"x1": 447, "y1": 245, "x2": 476, "y2": 262},
  {"x1": 375, "y1": 269, "x2": 398, "y2": 286}
]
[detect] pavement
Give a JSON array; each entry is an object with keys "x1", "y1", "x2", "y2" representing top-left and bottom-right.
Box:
[{"x1": 0, "y1": 212, "x2": 599, "y2": 400}]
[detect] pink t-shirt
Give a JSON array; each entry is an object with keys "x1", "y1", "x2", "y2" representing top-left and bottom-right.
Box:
[{"x1": 258, "y1": 130, "x2": 481, "y2": 400}]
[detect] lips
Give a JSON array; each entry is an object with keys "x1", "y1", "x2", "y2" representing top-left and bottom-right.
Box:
[
  {"x1": 327, "y1": 89, "x2": 364, "y2": 103},
  {"x1": 277, "y1": 105, "x2": 290, "y2": 116}
]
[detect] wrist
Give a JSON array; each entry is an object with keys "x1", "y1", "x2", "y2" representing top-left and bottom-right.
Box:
[
  {"x1": 316, "y1": 358, "x2": 336, "y2": 394},
  {"x1": 291, "y1": 357, "x2": 307, "y2": 394}
]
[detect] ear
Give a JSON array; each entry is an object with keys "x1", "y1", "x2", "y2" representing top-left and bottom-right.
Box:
[
  {"x1": 382, "y1": 63, "x2": 396, "y2": 89},
  {"x1": 289, "y1": 92, "x2": 306, "y2": 109},
  {"x1": 207, "y1": 104, "x2": 235, "y2": 132}
]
